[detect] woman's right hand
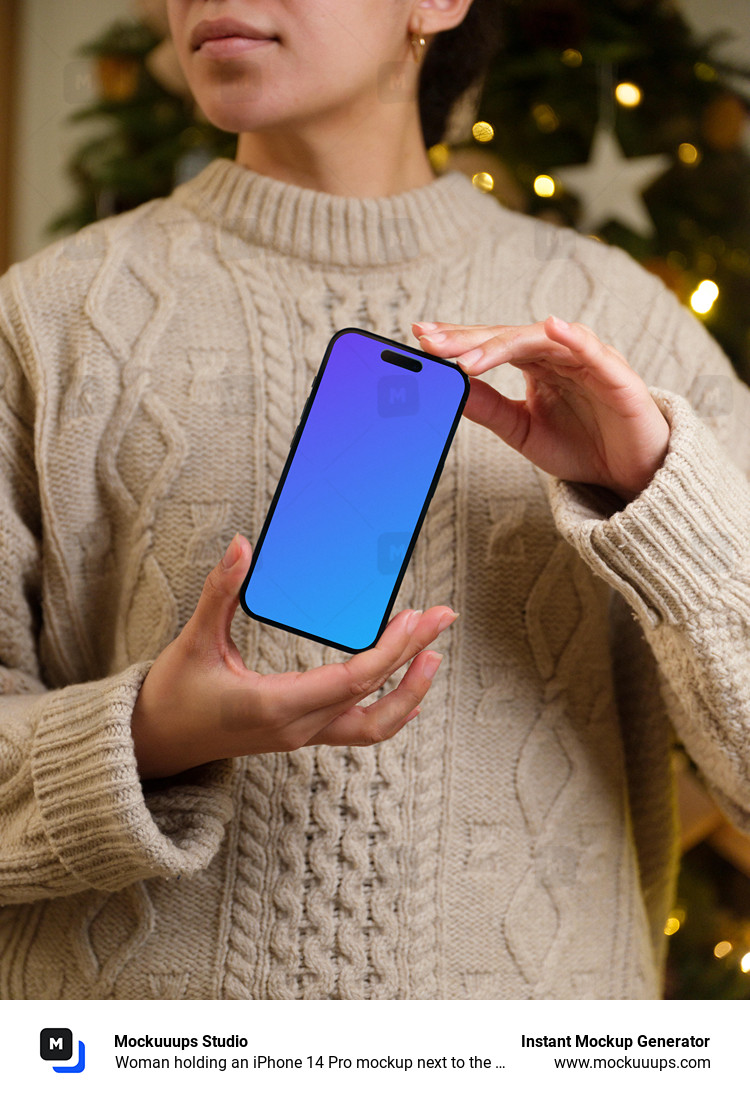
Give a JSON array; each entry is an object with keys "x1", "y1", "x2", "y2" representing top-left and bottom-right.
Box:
[{"x1": 131, "y1": 534, "x2": 457, "y2": 779}]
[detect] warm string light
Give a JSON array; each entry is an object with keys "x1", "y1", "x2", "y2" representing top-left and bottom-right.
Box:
[
  {"x1": 533, "y1": 175, "x2": 556, "y2": 197},
  {"x1": 708, "y1": 938, "x2": 750, "y2": 974},
  {"x1": 562, "y1": 48, "x2": 582, "y2": 67},
  {"x1": 532, "y1": 103, "x2": 559, "y2": 133},
  {"x1": 427, "y1": 142, "x2": 450, "y2": 172},
  {"x1": 471, "y1": 171, "x2": 494, "y2": 193},
  {"x1": 694, "y1": 61, "x2": 717, "y2": 82},
  {"x1": 690, "y1": 279, "x2": 719, "y2": 314},
  {"x1": 471, "y1": 120, "x2": 494, "y2": 142},
  {"x1": 678, "y1": 142, "x2": 701, "y2": 166},
  {"x1": 664, "y1": 906, "x2": 686, "y2": 936},
  {"x1": 615, "y1": 82, "x2": 642, "y2": 107}
]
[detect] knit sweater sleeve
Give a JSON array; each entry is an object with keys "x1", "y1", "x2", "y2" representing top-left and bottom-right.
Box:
[
  {"x1": 0, "y1": 281, "x2": 234, "y2": 905},
  {"x1": 547, "y1": 272, "x2": 750, "y2": 832}
]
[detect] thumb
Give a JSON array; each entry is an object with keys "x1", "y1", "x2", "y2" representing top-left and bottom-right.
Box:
[
  {"x1": 463, "y1": 375, "x2": 528, "y2": 453},
  {"x1": 189, "y1": 532, "x2": 252, "y2": 646}
]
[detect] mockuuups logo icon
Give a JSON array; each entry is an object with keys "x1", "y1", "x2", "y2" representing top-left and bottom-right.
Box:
[{"x1": 40, "y1": 1029, "x2": 86, "y2": 1074}]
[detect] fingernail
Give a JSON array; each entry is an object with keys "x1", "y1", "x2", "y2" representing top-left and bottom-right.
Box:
[
  {"x1": 550, "y1": 315, "x2": 569, "y2": 329},
  {"x1": 437, "y1": 610, "x2": 459, "y2": 634},
  {"x1": 457, "y1": 348, "x2": 482, "y2": 367},
  {"x1": 423, "y1": 652, "x2": 443, "y2": 680},
  {"x1": 406, "y1": 609, "x2": 424, "y2": 633},
  {"x1": 222, "y1": 533, "x2": 242, "y2": 570},
  {"x1": 413, "y1": 321, "x2": 438, "y2": 332}
]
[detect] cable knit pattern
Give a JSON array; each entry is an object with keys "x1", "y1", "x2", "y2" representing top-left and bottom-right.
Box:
[{"x1": 1, "y1": 157, "x2": 750, "y2": 999}]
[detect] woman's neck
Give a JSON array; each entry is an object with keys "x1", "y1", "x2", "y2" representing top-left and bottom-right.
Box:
[{"x1": 234, "y1": 114, "x2": 437, "y2": 198}]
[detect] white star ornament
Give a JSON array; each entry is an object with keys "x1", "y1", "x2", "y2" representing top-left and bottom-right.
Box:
[{"x1": 555, "y1": 126, "x2": 671, "y2": 237}]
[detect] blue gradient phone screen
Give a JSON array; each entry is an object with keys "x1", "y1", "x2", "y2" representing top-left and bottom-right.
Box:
[{"x1": 244, "y1": 330, "x2": 466, "y2": 651}]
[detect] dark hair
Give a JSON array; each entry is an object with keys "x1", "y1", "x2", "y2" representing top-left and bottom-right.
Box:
[{"x1": 418, "y1": 0, "x2": 504, "y2": 148}]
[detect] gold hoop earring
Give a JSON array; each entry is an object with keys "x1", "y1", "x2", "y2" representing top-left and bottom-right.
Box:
[{"x1": 410, "y1": 27, "x2": 426, "y2": 63}]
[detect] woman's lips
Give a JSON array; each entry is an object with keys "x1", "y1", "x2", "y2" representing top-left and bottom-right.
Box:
[{"x1": 196, "y1": 36, "x2": 277, "y2": 60}]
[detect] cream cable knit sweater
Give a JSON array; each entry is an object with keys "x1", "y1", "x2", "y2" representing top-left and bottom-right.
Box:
[{"x1": 1, "y1": 158, "x2": 750, "y2": 1000}]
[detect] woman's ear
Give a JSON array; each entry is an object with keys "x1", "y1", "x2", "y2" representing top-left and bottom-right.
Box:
[{"x1": 411, "y1": 0, "x2": 476, "y2": 38}]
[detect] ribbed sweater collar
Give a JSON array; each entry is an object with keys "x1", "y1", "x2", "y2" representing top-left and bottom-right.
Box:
[{"x1": 171, "y1": 156, "x2": 498, "y2": 268}]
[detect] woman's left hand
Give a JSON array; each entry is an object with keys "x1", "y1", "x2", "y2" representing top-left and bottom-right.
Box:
[{"x1": 412, "y1": 316, "x2": 670, "y2": 502}]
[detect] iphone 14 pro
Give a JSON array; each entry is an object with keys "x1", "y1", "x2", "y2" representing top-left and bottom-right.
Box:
[{"x1": 240, "y1": 327, "x2": 469, "y2": 653}]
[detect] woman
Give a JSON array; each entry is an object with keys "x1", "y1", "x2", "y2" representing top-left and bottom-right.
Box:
[{"x1": 1, "y1": 0, "x2": 749, "y2": 999}]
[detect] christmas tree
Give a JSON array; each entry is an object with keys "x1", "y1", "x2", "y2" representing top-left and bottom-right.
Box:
[
  {"x1": 47, "y1": 16, "x2": 235, "y2": 234},
  {"x1": 453, "y1": 0, "x2": 750, "y2": 382}
]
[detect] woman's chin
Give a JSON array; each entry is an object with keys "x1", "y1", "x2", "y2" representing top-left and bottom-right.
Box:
[{"x1": 193, "y1": 96, "x2": 271, "y2": 137}]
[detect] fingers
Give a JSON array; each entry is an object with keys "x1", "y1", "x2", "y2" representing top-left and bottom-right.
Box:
[
  {"x1": 305, "y1": 647, "x2": 444, "y2": 747},
  {"x1": 219, "y1": 609, "x2": 455, "y2": 756},
  {"x1": 413, "y1": 319, "x2": 547, "y2": 372},
  {"x1": 544, "y1": 315, "x2": 628, "y2": 367},
  {"x1": 413, "y1": 318, "x2": 639, "y2": 405},
  {"x1": 184, "y1": 533, "x2": 252, "y2": 659},
  {"x1": 221, "y1": 606, "x2": 457, "y2": 754},
  {"x1": 289, "y1": 605, "x2": 457, "y2": 719}
]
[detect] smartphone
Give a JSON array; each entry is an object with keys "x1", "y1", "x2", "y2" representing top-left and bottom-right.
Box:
[{"x1": 240, "y1": 327, "x2": 469, "y2": 653}]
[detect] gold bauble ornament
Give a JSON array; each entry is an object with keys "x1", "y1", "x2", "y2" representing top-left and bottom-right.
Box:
[
  {"x1": 702, "y1": 94, "x2": 747, "y2": 152},
  {"x1": 97, "y1": 55, "x2": 140, "y2": 101}
]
